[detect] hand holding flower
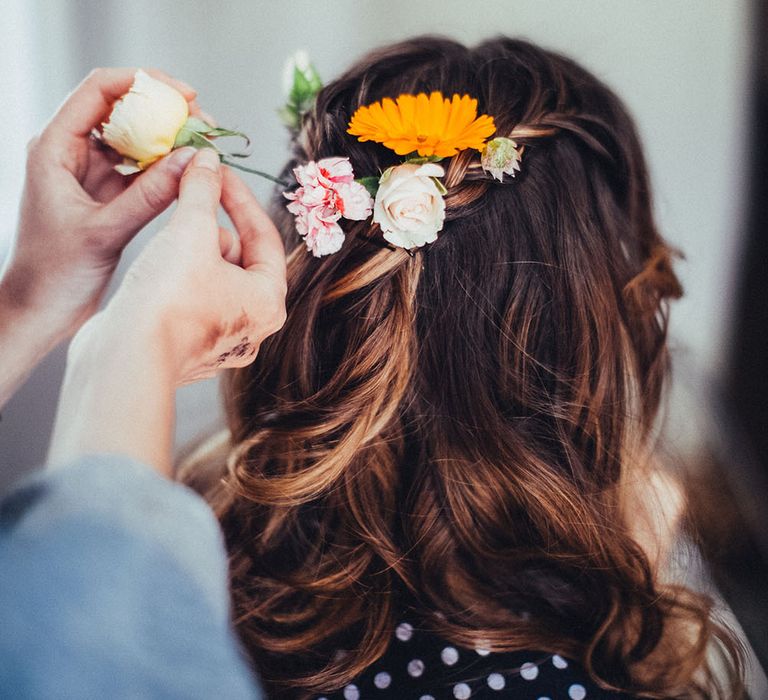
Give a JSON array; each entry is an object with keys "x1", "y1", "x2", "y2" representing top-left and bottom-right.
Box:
[
  {"x1": 101, "y1": 69, "x2": 192, "y2": 173},
  {"x1": 50, "y1": 151, "x2": 287, "y2": 474},
  {"x1": 100, "y1": 152, "x2": 287, "y2": 385},
  {"x1": 0, "y1": 68, "x2": 205, "y2": 408},
  {"x1": 100, "y1": 70, "x2": 284, "y2": 184}
]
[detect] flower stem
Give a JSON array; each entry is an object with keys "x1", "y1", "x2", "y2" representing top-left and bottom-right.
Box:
[{"x1": 221, "y1": 158, "x2": 289, "y2": 187}]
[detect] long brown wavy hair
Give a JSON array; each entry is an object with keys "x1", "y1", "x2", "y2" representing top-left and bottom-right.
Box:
[{"x1": 181, "y1": 36, "x2": 744, "y2": 698}]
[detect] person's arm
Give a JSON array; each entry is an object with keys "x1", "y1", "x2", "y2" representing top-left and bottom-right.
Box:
[
  {"x1": 0, "y1": 454, "x2": 260, "y2": 699},
  {"x1": 0, "y1": 68, "x2": 204, "y2": 410},
  {"x1": 2, "y1": 150, "x2": 285, "y2": 699}
]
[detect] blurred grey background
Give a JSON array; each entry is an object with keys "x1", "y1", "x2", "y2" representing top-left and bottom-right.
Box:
[{"x1": 2, "y1": 0, "x2": 766, "y2": 693}]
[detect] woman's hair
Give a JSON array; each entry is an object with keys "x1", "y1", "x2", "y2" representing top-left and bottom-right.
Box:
[{"x1": 183, "y1": 36, "x2": 744, "y2": 698}]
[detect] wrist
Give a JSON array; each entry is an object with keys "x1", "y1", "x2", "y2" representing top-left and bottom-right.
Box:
[
  {"x1": 0, "y1": 277, "x2": 67, "y2": 346},
  {"x1": 0, "y1": 265, "x2": 91, "y2": 344},
  {"x1": 0, "y1": 275, "x2": 73, "y2": 409},
  {"x1": 68, "y1": 309, "x2": 176, "y2": 391},
  {"x1": 50, "y1": 312, "x2": 178, "y2": 477}
]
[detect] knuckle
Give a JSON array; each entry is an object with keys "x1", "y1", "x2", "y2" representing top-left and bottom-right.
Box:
[{"x1": 266, "y1": 300, "x2": 287, "y2": 335}]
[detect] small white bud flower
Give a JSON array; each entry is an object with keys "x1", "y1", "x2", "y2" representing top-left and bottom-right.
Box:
[{"x1": 481, "y1": 136, "x2": 522, "y2": 182}]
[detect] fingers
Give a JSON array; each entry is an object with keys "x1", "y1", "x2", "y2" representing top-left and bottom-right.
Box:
[
  {"x1": 221, "y1": 167, "x2": 286, "y2": 283},
  {"x1": 98, "y1": 147, "x2": 197, "y2": 245},
  {"x1": 170, "y1": 148, "x2": 223, "y2": 234},
  {"x1": 81, "y1": 139, "x2": 125, "y2": 201},
  {"x1": 47, "y1": 68, "x2": 196, "y2": 143},
  {"x1": 144, "y1": 68, "x2": 196, "y2": 101}
]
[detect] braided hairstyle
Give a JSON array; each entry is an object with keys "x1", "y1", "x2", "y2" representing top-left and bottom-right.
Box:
[{"x1": 185, "y1": 36, "x2": 743, "y2": 698}]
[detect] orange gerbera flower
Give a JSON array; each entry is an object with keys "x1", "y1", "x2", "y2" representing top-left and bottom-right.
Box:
[{"x1": 347, "y1": 92, "x2": 496, "y2": 158}]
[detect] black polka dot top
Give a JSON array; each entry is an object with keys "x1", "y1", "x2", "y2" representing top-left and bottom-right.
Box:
[{"x1": 311, "y1": 619, "x2": 628, "y2": 700}]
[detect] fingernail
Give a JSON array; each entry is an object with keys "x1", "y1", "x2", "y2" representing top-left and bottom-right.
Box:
[
  {"x1": 195, "y1": 148, "x2": 220, "y2": 172},
  {"x1": 167, "y1": 147, "x2": 196, "y2": 172}
]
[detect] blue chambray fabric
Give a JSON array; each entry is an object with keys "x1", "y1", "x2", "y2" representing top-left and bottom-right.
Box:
[{"x1": 0, "y1": 454, "x2": 261, "y2": 699}]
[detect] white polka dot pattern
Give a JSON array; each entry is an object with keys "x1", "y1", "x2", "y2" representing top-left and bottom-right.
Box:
[
  {"x1": 407, "y1": 659, "x2": 425, "y2": 677},
  {"x1": 520, "y1": 661, "x2": 539, "y2": 680},
  {"x1": 487, "y1": 672, "x2": 506, "y2": 690},
  {"x1": 453, "y1": 682, "x2": 471, "y2": 699},
  {"x1": 311, "y1": 621, "x2": 603, "y2": 699},
  {"x1": 569, "y1": 683, "x2": 587, "y2": 700},
  {"x1": 395, "y1": 622, "x2": 413, "y2": 642},
  {"x1": 441, "y1": 646, "x2": 459, "y2": 665},
  {"x1": 343, "y1": 684, "x2": 359, "y2": 700},
  {"x1": 374, "y1": 671, "x2": 391, "y2": 689}
]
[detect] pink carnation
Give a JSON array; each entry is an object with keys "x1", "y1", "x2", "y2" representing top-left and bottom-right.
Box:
[
  {"x1": 286, "y1": 200, "x2": 345, "y2": 257},
  {"x1": 284, "y1": 156, "x2": 373, "y2": 256},
  {"x1": 335, "y1": 181, "x2": 373, "y2": 220}
]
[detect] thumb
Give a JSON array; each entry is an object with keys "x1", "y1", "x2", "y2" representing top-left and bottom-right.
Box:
[
  {"x1": 100, "y1": 147, "x2": 197, "y2": 246},
  {"x1": 170, "y1": 148, "x2": 223, "y2": 235}
]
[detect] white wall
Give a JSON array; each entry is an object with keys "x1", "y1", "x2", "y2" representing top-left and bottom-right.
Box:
[{"x1": 0, "y1": 0, "x2": 751, "y2": 486}]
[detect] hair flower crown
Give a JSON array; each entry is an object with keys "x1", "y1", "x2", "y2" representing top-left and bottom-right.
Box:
[
  {"x1": 281, "y1": 54, "x2": 525, "y2": 257},
  {"x1": 97, "y1": 54, "x2": 523, "y2": 259}
]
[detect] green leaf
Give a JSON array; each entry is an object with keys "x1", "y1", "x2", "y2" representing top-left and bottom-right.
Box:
[
  {"x1": 175, "y1": 115, "x2": 253, "y2": 158},
  {"x1": 278, "y1": 105, "x2": 299, "y2": 130},
  {"x1": 281, "y1": 59, "x2": 322, "y2": 133},
  {"x1": 431, "y1": 177, "x2": 448, "y2": 195},
  {"x1": 173, "y1": 116, "x2": 214, "y2": 148},
  {"x1": 205, "y1": 127, "x2": 239, "y2": 137},
  {"x1": 291, "y1": 69, "x2": 311, "y2": 102},
  {"x1": 307, "y1": 67, "x2": 323, "y2": 93},
  {"x1": 187, "y1": 132, "x2": 218, "y2": 150},
  {"x1": 173, "y1": 128, "x2": 195, "y2": 148},
  {"x1": 184, "y1": 116, "x2": 212, "y2": 133},
  {"x1": 356, "y1": 176, "x2": 381, "y2": 198},
  {"x1": 404, "y1": 154, "x2": 444, "y2": 165}
]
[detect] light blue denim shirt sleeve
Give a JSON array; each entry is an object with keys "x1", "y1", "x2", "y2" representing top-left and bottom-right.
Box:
[{"x1": 0, "y1": 454, "x2": 262, "y2": 699}]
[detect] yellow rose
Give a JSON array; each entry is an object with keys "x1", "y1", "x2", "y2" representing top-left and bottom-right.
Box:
[{"x1": 102, "y1": 70, "x2": 189, "y2": 172}]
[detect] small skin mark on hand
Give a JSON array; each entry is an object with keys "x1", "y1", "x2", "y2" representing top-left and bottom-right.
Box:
[
  {"x1": 214, "y1": 336, "x2": 255, "y2": 365},
  {"x1": 204, "y1": 310, "x2": 251, "y2": 352}
]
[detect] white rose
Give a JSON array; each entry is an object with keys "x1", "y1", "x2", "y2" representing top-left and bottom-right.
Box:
[
  {"x1": 373, "y1": 163, "x2": 446, "y2": 250},
  {"x1": 102, "y1": 70, "x2": 189, "y2": 172}
]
